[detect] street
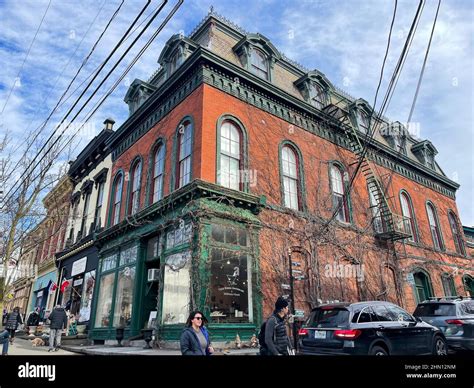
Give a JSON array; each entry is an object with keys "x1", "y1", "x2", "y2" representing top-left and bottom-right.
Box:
[{"x1": 4, "y1": 337, "x2": 78, "y2": 356}]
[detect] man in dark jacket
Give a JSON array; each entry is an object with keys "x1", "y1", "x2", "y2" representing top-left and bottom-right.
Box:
[
  {"x1": 47, "y1": 305, "x2": 68, "y2": 352},
  {"x1": 261, "y1": 297, "x2": 292, "y2": 355},
  {"x1": 5, "y1": 307, "x2": 23, "y2": 345}
]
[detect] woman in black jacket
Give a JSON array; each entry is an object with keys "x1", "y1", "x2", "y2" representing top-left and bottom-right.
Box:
[
  {"x1": 5, "y1": 307, "x2": 23, "y2": 345},
  {"x1": 180, "y1": 311, "x2": 214, "y2": 356}
]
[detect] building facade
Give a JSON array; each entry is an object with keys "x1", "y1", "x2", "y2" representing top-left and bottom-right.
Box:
[
  {"x1": 28, "y1": 176, "x2": 71, "y2": 321},
  {"x1": 54, "y1": 119, "x2": 114, "y2": 331},
  {"x1": 89, "y1": 11, "x2": 473, "y2": 343}
]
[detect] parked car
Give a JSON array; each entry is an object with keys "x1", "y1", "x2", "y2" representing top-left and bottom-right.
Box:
[
  {"x1": 413, "y1": 297, "x2": 474, "y2": 353},
  {"x1": 298, "y1": 301, "x2": 447, "y2": 355}
]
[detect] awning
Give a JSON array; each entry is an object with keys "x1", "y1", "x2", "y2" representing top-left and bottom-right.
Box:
[{"x1": 32, "y1": 271, "x2": 57, "y2": 292}]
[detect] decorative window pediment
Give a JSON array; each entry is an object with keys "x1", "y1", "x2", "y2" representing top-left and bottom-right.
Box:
[
  {"x1": 158, "y1": 34, "x2": 197, "y2": 78},
  {"x1": 411, "y1": 140, "x2": 438, "y2": 170},
  {"x1": 294, "y1": 70, "x2": 333, "y2": 110},
  {"x1": 124, "y1": 79, "x2": 156, "y2": 116},
  {"x1": 233, "y1": 33, "x2": 281, "y2": 81}
]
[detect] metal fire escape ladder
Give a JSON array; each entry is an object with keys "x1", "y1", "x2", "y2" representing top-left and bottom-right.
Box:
[{"x1": 322, "y1": 102, "x2": 411, "y2": 241}]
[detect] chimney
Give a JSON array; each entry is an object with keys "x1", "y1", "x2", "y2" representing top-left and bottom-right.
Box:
[{"x1": 104, "y1": 118, "x2": 115, "y2": 131}]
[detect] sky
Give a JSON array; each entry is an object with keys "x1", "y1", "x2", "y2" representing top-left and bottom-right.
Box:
[{"x1": 0, "y1": 0, "x2": 472, "y2": 225}]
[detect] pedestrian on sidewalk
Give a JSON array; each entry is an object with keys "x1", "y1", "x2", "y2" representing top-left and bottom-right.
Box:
[
  {"x1": 180, "y1": 310, "x2": 214, "y2": 356},
  {"x1": 47, "y1": 305, "x2": 68, "y2": 352},
  {"x1": 259, "y1": 296, "x2": 293, "y2": 356},
  {"x1": 0, "y1": 329, "x2": 9, "y2": 355},
  {"x1": 5, "y1": 307, "x2": 23, "y2": 345}
]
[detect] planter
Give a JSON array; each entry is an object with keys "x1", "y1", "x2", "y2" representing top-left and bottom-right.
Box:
[
  {"x1": 116, "y1": 327, "x2": 125, "y2": 347},
  {"x1": 141, "y1": 329, "x2": 154, "y2": 349},
  {"x1": 76, "y1": 325, "x2": 87, "y2": 335}
]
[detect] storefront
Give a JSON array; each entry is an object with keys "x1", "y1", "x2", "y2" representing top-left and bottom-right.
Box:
[
  {"x1": 29, "y1": 270, "x2": 57, "y2": 320},
  {"x1": 90, "y1": 182, "x2": 263, "y2": 343},
  {"x1": 56, "y1": 241, "x2": 98, "y2": 328}
]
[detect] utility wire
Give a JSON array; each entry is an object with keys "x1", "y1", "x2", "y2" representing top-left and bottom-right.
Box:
[{"x1": 1, "y1": 0, "x2": 52, "y2": 115}]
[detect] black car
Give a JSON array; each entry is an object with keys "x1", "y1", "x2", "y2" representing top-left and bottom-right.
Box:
[
  {"x1": 413, "y1": 297, "x2": 474, "y2": 353},
  {"x1": 298, "y1": 301, "x2": 447, "y2": 355}
]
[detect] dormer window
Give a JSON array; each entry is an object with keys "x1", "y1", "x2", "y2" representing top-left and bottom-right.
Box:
[
  {"x1": 411, "y1": 140, "x2": 438, "y2": 170},
  {"x1": 309, "y1": 83, "x2": 327, "y2": 109},
  {"x1": 233, "y1": 33, "x2": 281, "y2": 83},
  {"x1": 356, "y1": 110, "x2": 370, "y2": 133},
  {"x1": 250, "y1": 48, "x2": 268, "y2": 80}
]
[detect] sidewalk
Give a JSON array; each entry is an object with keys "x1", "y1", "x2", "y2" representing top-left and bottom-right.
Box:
[{"x1": 61, "y1": 343, "x2": 260, "y2": 356}]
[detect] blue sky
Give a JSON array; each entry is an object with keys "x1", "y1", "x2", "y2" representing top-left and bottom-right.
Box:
[{"x1": 0, "y1": 0, "x2": 472, "y2": 224}]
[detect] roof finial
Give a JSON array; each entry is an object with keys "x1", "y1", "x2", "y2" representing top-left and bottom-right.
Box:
[{"x1": 209, "y1": 5, "x2": 214, "y2": 14}]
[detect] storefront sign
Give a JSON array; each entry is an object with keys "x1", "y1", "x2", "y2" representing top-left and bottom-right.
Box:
[
  {"x1": 73, "y1": 279, "x2": 83, "y2": 287},
  {"x1": 71, "y1": 257, "x2": 87, "y2": 277},
  {"x1": 37, "y1": 291, "x2": 43, "y2": 298}
]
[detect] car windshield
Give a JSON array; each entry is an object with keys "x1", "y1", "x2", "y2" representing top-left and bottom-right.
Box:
[
  {"x1": 307, "y1": 308, "x2": 349, "y2": 328},
  {"x1": 413, "y1": 303, "x2": 456, "y2": 317},
  {"x1": 459, "y1": 301, "x2": 474, "y2": 316}
]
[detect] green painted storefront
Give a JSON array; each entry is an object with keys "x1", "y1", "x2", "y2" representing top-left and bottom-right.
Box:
[{"x1": 89, "y1": 180, "x2": 265, "y2": 343}]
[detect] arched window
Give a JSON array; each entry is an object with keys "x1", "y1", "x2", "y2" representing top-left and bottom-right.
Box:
[
  {"x1": 218, "y1": 121, "x2": 242, "y2": 190},
  {"x1": 250, "y1": 49, "x2": 268, "y2": 80},
  {"x1": 129, "y1": 160, "x2": 141, "y2": 215},
  {"x1": 413, "y1": 270, "x2": 433, "y2": 303},
  {"x1": 448, "y1": 211, "x2": 465, "y2": 255},
  {"x1": 281, "y1": 145, "x2": 301, "y2": 211},
  {"x1": 111, "y1": 174, "x2": 123, "y2": 226},
  {"x1": 463, "y1": 275, "x2": 474, "y2": 297},
  {"x1": 176, "y1": 120, "x2": 192, "y2": 189},
  {"x1": 441, "y1": 273, "x2": 456, "y2": 297},
  {"x1": 400, "y1": 191, "x2": 417, "y2": 242},
  {"x1": 152, "y1": 144, "x2": 165, "y2": 203},
  {"x1": 330, "y1": 164, "x2": 350, "y2": 222},
  {"x1": 426, "y1": 202, "x2": 444, "y2": 250}
]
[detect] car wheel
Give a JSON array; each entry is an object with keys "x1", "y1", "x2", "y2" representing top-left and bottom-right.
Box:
[
  {"x1": 433, "y1": 336, "x2": 447, "y2": 356},
  {"x1": 370, "y1": 345, "x2": 388, "y2": 356}
]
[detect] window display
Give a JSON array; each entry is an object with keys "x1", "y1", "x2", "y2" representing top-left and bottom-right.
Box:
[
  {"x1": 120, "y1": 245, "x2": 137, "y2": 266},
  {"x1": 79, "y1": 271, "x2": 96, "y2": 322},
  {"x1": 94, "y1": 273, "x2": 115, "y2": 328},
  {"x1": 113, "y1": 266, "x2": 136, "y2": 327},
  {"x1": 166, "y1": 222, "x2": 192, "y2": 250},
  {"x1": 102, "y1": 254, "x2": 117, "y2": 272},
  {"x1": 162, "y1": 251, "x2": 191, "y2": 324},
  {"x1": 209, "y1": 248, "x2": 251, "y2": 323}
]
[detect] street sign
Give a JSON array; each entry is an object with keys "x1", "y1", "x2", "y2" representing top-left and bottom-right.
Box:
[
  {"x1": 281, "y1": 284, "x2": 291, "y2": 290},
  {"x1": 292, "y1": 269, "x2": 303, "y2": 274},
  {"x1": 282, "y1": 294, "x2": 290, "y2": 299},
  {"x1": 294, "y1": 275, "x2": 305, "y2": 281},
  {"x1": 294, "y1": 309, "x2": 305, "y2": 317},
  {"x1": 291, "y1": 261, "x2": 301, "y2": 267},
  {"x1": 406, "y1": 273, "x2": 415, "y2": 285}
]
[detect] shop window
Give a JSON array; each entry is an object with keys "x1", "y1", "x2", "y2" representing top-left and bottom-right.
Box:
[
  {"x1": 161, "y1": 250, "x2": 192, "y2": 324},
  {"x1": 166, "y1": 222, "x2": 192, "y2": 250},
  {"x1": 102, "y1": 254, "x2": 118, "y2": 272},
  {"x1": 209, "y1": 248, "x2": 250, "y2": 323},
  {"x1": 78, "y1": 270, "x2": 96, "y2": 323},
  {"x1": 94, "y1": 273, "x2": 115, "y2": 328},
  {"x1": 113, "y1": 266, "x2": 136, "y2": 327},
  {"x1": 211, "y1": 224, "x2": 247, "y2": 246},
  {"x1": 119, "y1": 245, "x2": 138, "y2": 266}
]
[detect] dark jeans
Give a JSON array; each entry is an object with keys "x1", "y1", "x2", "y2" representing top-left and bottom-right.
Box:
[
  {"x1": 0, "y1": 330, "x2": 9, "y2": 355},
  {"x1": 7, "y1": 328, "x2": 15, "y2": 340}
]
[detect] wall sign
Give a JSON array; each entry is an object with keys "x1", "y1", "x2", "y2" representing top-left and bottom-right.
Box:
[{"x1": 71, "y1": 257, "x2": 88, "y2": 277}]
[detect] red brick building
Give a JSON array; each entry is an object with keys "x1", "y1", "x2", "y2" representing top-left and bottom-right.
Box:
[{"x1": 89, "y1": 11, "x2": 473, "y2": 342}]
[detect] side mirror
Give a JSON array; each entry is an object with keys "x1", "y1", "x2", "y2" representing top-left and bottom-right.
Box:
[{"x1": 414, "y1": 316, "x2": 423, "y2": 323}]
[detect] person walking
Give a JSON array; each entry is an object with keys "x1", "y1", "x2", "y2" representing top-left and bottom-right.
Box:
[
  {"x1": 47, "y1": 305, "x2": 68, "y2": 352},
  {"x1": 5, "y1": 307, "x2": 23, "y2": 345},
  {"x1": 0, "y1": 329, "x2": 10, "y2": 355},
  {"x1": 260, "y1": 296, "x2": 293, "y2": 356},
  {"x1": 180, "y1": 310, "x2": 214, "y2": 355}
]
